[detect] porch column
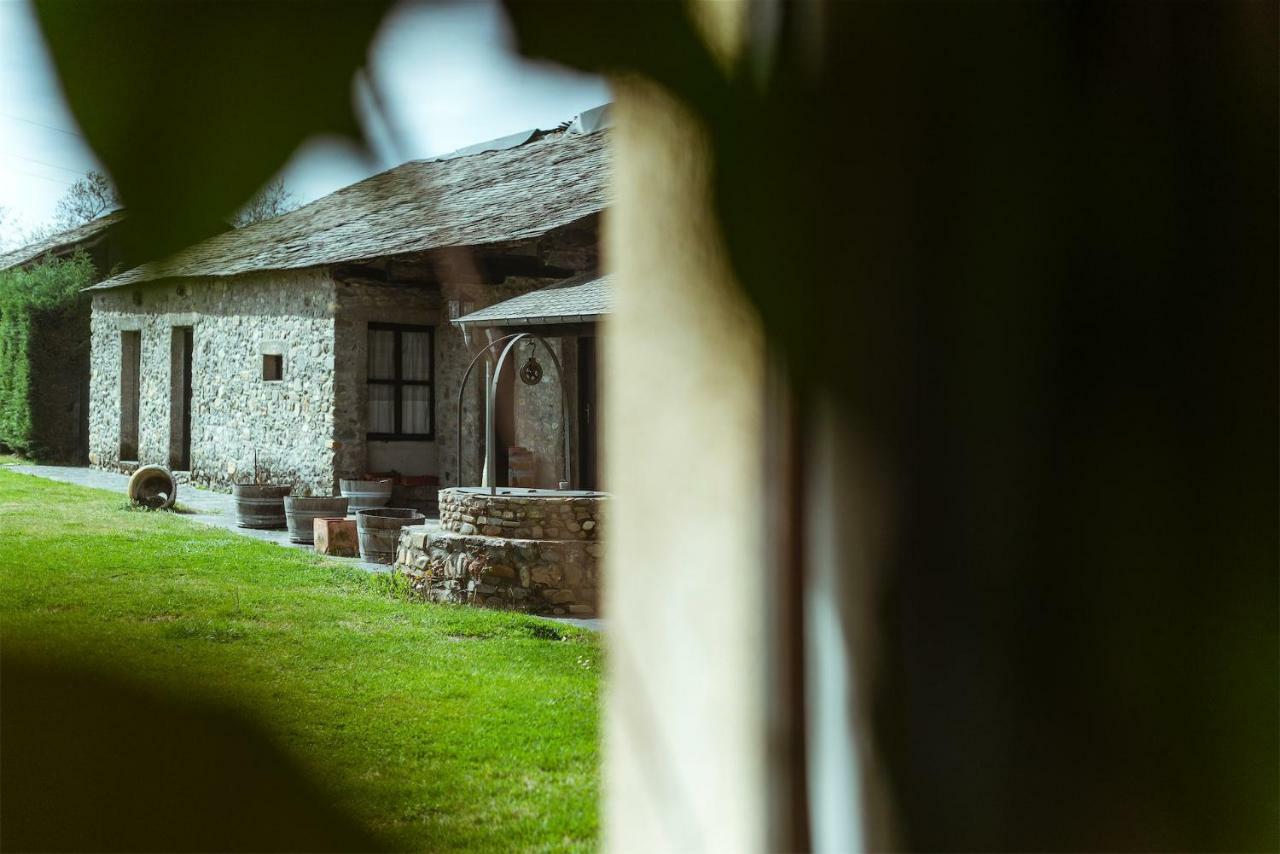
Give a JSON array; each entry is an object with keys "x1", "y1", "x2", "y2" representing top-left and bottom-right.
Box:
[{"x1": 604, "y1": 76, "x2": 769, "y2": 852}]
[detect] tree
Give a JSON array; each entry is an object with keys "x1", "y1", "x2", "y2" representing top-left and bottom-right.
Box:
[
  {"x1": 0, "y1": 205, "x2": 13, "y2": 251},
  {"x1": 0, "y1": 208, "x2": 50, "y2": 253},
  {"x1": 232, "y1": 177, "x2": 295, "y2": 227},
  {"x1": 54, "y1": 170, "x2": 118, "y2": 229}
]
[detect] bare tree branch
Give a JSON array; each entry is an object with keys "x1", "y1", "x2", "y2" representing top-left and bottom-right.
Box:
[
  {"x1": 232, "y1": 177, "x2": 295, "y2": 227},
  {"x1": 0, "y1": 205, "x2": 12, "y2": 251},
  {"x1": 54, "y1": 170, "x2": 119, "y2": 229}
]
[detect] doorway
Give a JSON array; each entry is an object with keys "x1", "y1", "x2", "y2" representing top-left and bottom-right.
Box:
[
  {"x1": 169, "y1": 327, "x2": 193, "y2": 470},
  {"x1": 494, "y1": 350, "x2": 516, "y2": 486},
  {"x1": 577, "y1": 335, "x2": 599, "y2": 490},
  {"x1": 119, "y1": 330, "x2": 141, "y2": 460}
]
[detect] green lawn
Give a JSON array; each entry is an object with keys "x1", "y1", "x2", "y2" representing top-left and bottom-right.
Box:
[{"x1": 0, "y1": 469, "x2": 600, "y2": 851}]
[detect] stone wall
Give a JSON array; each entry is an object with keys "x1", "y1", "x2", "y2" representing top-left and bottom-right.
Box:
[
  {"x1": 435, "y1": 281, "x2": 486, "y2": 487},
  {"x1": 393, "y1": 526, "x2": 601, "y2": 616},
  {"x1": 89, "y1": 270, "x2": 339, "y2": 494},
  {"x1": 438, "y1": 487, "x2": 603, "y2": 540},
  {"x1": 512, "y1": 335, "x2": 577, "y2": 488},
  {"x1": 331, "y1": 278, "x2": 440, "y2": 481}
]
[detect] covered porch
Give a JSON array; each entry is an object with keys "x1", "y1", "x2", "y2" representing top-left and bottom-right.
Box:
[{"x1": 451, "y1": 271, "x2": 610, "y2": 493}]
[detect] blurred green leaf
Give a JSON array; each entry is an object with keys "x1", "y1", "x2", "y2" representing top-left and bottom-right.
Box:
[{"x1": 34, "y1": 0, "x2": 392, "y2": 260}]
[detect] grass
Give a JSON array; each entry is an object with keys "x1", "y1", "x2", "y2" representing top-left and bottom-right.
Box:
[{"x1": 0, "y1": 469, "x2": 600, "y2": 851}]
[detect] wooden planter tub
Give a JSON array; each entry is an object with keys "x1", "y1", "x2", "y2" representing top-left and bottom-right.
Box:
[
  {"x1": 232, "y1": 484, "x2": 292, "y2": 529},
  {"x1": 284, "y1": 496, "x2": 350, "y2": 543},
  {"x1": 356, "y1": 508, "x2": 424, "y2": 564}
]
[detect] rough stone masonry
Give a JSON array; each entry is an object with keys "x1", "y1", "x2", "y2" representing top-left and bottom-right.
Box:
[{"x1": 393, "y1": 487, "x2": 605, "y2": 615}]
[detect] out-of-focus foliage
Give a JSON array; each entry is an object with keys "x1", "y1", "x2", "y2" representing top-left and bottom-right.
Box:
[
  {"x1": 509, "y1": 4, "x2": 1279, "y2": 851},
  {"x1": 33, "y1": 0, "x2": 392, "y2": 262},
  {"x1": 0, "y1": 253, "x2": 94, "y2": 456},
  {"x1": 32, "y1": 0, "x2": 1278, "y2": 850},
  {"x1": 54, "y1": 170, "x2": 119, "y2": 229},
  {"x1": 232, "y1": 177, "x2": 296, "y2": 227}
]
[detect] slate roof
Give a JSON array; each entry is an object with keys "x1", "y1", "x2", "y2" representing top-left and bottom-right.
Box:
[
  {"x1": 0, "y1": 209, "x2": 126, "y2": 272},
  {"x1": 90, "y1": 127, "x2": 609, "y2": 290},
  {"x1": 453, "y1": 272, "x2": 611, "y2": 327}
]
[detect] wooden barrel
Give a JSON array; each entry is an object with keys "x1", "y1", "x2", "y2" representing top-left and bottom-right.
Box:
[
  {"x1": 356, "y1": 507, "x2": 424, "y2": 564},
  {"x1": 284, "y1": 496, "x2": 349, "y2": 543},
  {"x1": 508, "y1": 447, "x2": 536, "y2": 488},
  {"x1": 340, "y1": 478, "x2": 394, "y2": 513},
  {"x1": 232, "y1": 484, "x2": 291, "y2": 529}
]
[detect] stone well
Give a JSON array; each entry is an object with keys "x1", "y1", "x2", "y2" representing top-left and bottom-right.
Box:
[{"x1": 393, "y1": 487, "x2": 605, "y2": 616}]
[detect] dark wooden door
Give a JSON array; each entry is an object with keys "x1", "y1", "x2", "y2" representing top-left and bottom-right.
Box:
[
  {"x1": 494, "y1": 352, "x2": 515, "y2": 486},
  {"x1": 179, "y1": 327, "x2": 193, "y2": 470},
  {"x1": 577, "y1": 335, "x2": 598, "y2": 490},
  {"x1": 119, "y1": 331, "x2": 141, "y2": 460},
  {"x1": 169, "y1": 327, "x2": 193, "y2": 471}
]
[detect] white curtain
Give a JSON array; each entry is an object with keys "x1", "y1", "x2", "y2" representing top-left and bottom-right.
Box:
[
  {"x1": 401, "y1": 331, "x2": 431, "y2": 380},
  {"x1": 368, "y1": 329, "x2": 395, "y2": 380},
  {"x1": 402, "y1": 385, "x2": 430, "y2": 434},
  {"x1": 367, "y1": 384, "x2": 395, "y2": 433}
]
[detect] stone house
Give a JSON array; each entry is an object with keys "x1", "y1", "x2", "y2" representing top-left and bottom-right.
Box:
[
  {"x1": 86, "y1": 123, "x2": 608, "y2": 504},
  {"x1": 0, "y1": 210, "x2": 129, "y2": 462}
]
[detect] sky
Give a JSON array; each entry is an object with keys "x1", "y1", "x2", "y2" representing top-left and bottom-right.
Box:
[{"x1": 0, "y1": 0, "x2": 609, "y2": 244}]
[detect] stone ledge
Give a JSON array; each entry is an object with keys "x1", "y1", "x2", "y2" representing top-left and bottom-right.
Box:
[
  {"x1": 392, "y1": 526, "x2": 600, "y2": 617},
  {"x1": 437, "y1": 486, "x2": 605, "y2": 541}
]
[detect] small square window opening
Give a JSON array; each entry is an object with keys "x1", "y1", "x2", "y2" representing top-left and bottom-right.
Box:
[{"x1": 263, "y1": 354, "x2": 283, "y2": 381}]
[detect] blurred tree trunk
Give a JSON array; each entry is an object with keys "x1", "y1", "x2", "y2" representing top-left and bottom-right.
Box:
[
  {"x1": 601, "y1": 74, "x2": 772, "y2": 852},
  {"x1": 510, "y1": 2, "x2": 1278, "y2": 850}
]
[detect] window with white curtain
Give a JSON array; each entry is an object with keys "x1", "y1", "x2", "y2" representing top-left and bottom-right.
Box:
[{"x1": 367, "y1": 323, "x2": 434, "y2": 439}]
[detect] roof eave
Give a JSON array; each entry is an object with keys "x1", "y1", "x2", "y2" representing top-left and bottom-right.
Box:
[{"x1": 452, "y1": 311, "x2": 609, "y2": 329}]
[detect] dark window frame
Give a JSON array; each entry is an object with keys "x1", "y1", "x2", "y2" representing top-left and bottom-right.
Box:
[
  {"x1": 262, "y1": 353, "x2": 283, "y2": 381},
  {"x1": 367, "y1": 322, "x2": 435, "y2": 441}
]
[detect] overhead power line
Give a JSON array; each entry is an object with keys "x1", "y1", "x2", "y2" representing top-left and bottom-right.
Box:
[
  {"x1": 0, "y1": 164, "x2": 75, "y2": 186},
  {"x1": 0, "y1": 111, "x2": 87, "y2": 139},
  {"x1": 1, "y1": 150, "x2": 87, "y2": 176}
]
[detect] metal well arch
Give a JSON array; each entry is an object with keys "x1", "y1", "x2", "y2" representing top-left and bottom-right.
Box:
[{"x1": 454, "y1": 332, "x2": 572, "y2": 494}]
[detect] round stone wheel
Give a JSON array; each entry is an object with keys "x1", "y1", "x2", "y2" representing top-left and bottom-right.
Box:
[{"x1": 127, "y1": 465, "x2": 178, "y2": 510}]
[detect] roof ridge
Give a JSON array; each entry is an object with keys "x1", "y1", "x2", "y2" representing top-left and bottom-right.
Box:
[{"x1": 0, "y1": 208, "x2": 127, "y2": 273}]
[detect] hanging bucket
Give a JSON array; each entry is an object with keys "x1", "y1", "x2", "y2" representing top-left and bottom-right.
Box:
[
  {"x1": 232, "y1": 484, "x2": 291, "y2": 529},
  {"x1": 356, "y1": 507, "x2": 424, "y2": 564},
  {"x1": 284, "y1": 496, "x2": 349, "y2": 543}
]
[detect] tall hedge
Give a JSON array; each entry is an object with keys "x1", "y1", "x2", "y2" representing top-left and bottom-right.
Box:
[{"x1": 0, "y1": 253, "x2": 96, "y2": 456}]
